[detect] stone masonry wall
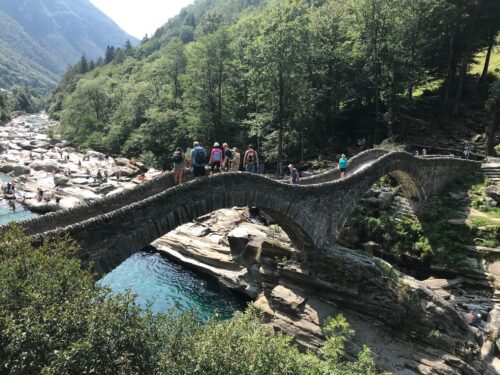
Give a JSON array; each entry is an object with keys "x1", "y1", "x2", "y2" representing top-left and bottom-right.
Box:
[{"x1": 20, "y1": 152, "x2": 480, "y2": 274}]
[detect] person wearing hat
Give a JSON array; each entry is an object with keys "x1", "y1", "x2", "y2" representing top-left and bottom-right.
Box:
[
  {"x1": 222, "y1": 142, "x2": 233, "y2": 171},
  {"x1": 209, "y1": 142, "x2": 223, "y2": 174}
]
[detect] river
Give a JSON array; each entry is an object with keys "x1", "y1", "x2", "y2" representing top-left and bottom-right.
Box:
[{"x1": 0, "y1": 171, "x2": 246, "y2": 318}]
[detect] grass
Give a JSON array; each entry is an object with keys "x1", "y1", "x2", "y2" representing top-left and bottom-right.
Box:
[
  {"x1": 413, "y1": 79, "x2": 443, "y2": 98},
  {"x1": 470, "y1": 40, "x2": 500, "y2": 78},
  {"x1": 412, "y1": 39, "x2": 499, "y2": 99}
]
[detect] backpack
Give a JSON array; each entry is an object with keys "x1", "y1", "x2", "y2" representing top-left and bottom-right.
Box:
[
  {"x1": 194, "y1": 148, "x2": 206, "y2": 165},
  {"x1": 212, "y1": 149, "x2": 222, "y2": 162},
  {"x1": 173, "y1": 151, "x2": 183, "y2": 163},
  {"x1": 247, "y1": 150, "x2": 255, "y2": 163}
]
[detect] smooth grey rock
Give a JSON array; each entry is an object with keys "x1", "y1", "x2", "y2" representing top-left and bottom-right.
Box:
[
  {"x1": 12, "y1": 165, "x2": 30, "y2": 176},
  {"x1": 115, "y1": 157, "x2": 130, "y2": 166},
  {"x1": 29, "y1": 161, "x2": 59, "y2": 172},
  {"x1": 378, "y1": 191, "x2": 395, "y2": 209},
  {"x1": 0, "y1": 163, "x2": 14, "y2": 173},
  {"x1": 53, "y1": 174, "x2": 70, "y2": 186},
  {"x1": 486, "y1": 197, "x2": 497, "y2": 207},
  {"x1": 486, "y1": 185, "x2": 500, "y2": 203}
]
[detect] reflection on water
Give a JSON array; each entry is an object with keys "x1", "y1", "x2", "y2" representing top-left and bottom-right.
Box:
[{"x1": 99, "y1": 251, "x2": 248, "y2": 320}]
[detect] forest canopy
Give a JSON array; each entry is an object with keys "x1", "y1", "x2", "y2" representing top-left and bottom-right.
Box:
[{"x1": 49, "y1": 0, "x2": 500, "y2": 170}]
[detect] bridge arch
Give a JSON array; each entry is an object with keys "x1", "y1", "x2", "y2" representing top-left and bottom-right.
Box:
[{"x1": 40, "y1": 173, "x2": 320, "y2": 273}]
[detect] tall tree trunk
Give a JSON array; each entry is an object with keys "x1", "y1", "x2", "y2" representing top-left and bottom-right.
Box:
[
  {"x1": 443, "y1": 27, "x2": 456, "y2": 118},
  {"x1": 374, "y1": 62, "x2": 381, "y2": 143},
  {"x1": 218, "y1": 60, "x2": 223, "y2": 139},
  {"x1": 487, "y1": 110, "x2": 499, "y2": 156},
  {"x1": 479, "y1": 30, "x2": 496, "y2": 87},
  {"x1": 277, "y1": 69, "x2": 285, "y2": 177},
  {"x1": 453, "y1": 1, "x2": 481, "y2": 114}
]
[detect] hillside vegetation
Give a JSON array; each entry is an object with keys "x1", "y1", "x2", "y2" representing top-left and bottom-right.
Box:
[
  {"x1": 49, "y1": 0, "x2": 500, "y2": 171},
  {"x1": 0, "y1": 0, "x2": 137, "y2": 94}
]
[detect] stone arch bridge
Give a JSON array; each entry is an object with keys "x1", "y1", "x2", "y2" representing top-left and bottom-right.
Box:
[{"x1": 2, "y1": 150, "x2": 479, "y2": 274}]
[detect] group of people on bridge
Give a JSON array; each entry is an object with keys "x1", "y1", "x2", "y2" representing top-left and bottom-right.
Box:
[
  {"x1": 170, "y1": 141, "x2": 350, "y2": 186},
  {"x1": 171, "y1": 142, "x2": 262, "y2": 185}
]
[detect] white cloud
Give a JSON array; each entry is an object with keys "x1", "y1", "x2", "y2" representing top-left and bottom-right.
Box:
[{"x1": 90, "y1": 0, "x2": 194, "y2": 39}]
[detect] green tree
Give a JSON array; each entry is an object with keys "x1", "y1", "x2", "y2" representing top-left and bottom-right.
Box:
[
  {"x1": 184, "y1": 26, "x2": 233, "y2": 141},
  {"x1": 485, "y1": 80, "x2": 500, "y2": 155},
  {"x1": 246, "y1": 0, "x2": 311, "y2": 175},
  {"x1": 104, "y1": 45, "x2": 116, "y2": 64}
]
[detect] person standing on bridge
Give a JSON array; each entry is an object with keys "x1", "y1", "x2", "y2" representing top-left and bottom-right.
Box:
[
  {"x1": 339, "y1": 154, "x2": 347, "y2": 178},
  {"x1": 191, "y1": 141, "x2": 207, "y2": 177},
  {"x1": 288, "y1": 164, "x2": 299, "y2": 184},
  {"x1": 222, "y1": 143, "x2": 233, "y2": 172},
  {"x1": 243, "y1": 145, "x2": 259, "y2": 173},
  {"x1": 209, "y1": 142, "x2": 223, "y2": 174},
  {"x1": 172, "y1": 147, "x2": 186, "y2": 185},
  {"x1": 231, "y1": 147, "x2": 241, "y2": 172}
]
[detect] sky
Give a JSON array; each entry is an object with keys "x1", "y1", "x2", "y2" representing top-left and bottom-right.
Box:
[{"x1": 90, "y1": 0, "x2": 194, "y2": 40}]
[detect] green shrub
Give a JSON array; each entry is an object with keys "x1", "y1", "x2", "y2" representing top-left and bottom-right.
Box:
[{"x1": 0, "y1": 225, "x2": 387, "y2": 375}]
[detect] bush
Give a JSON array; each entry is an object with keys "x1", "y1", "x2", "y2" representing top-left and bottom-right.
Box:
[
  {"x1": 0, "y1": 225, "x2": 387, "y2": 375},
  {"x1": 375, "y1": 138, "x2": 406, "y2": 153}
]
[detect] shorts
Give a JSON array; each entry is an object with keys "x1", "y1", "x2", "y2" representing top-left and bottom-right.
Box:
[
  {"x1": 340, "y1": 168, "x2": 347, "y2": 173},
  {"x1": 211, "y1": 161, "x2": 221, "y2": 173},
  {"x1": 246, "y1": 163, "x2": 256, "y2": 173},
  {"x1": 193, "y1": 165, "x2": 206, "y2": 177}
]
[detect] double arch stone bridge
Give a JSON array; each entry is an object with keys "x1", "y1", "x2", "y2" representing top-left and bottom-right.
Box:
[{"x1": 2, "y1": 149, "x2": 479, "y2": 274}]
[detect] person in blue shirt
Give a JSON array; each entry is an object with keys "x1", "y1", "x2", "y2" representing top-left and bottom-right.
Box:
[
  {"x1": 339, "y1": 154, "x2": 347, "y2": 178},
  {"x1": 190, "y1": 141, "x2": 207, "y2": 177}
]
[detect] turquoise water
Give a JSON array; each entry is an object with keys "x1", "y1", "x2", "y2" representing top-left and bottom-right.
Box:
[
  {"x1": 0, "y1": 173, "x2": 38, "y2": 224},
  {"x1": 0, "y1": 173, "x2": 11, "y2": 182},
  {"x1": 100, "y1": 251, "x2": 248, "y2": 319},
  {"x1": 0, "y1": 201, "x2": 37, "y2": 225}
]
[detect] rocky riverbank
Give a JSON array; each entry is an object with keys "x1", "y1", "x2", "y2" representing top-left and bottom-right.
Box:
[
  {"x1": 153, "y1": 206, "x2": 499, "y2": 374},
  {"x1": 0, "y1": 113, "x2": 159, "y2": 213}
]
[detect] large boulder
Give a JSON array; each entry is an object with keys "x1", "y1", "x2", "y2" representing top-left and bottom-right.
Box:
[
  {"x1": 12, "y1": 165, "x2": 30, "y2": 176},
  {"x1": 486, "y1": 185, "x2": 500, "y2": 203},
  {"x1": 29, "y1": 161, "x2": 59, "y2": 172},
  {"x1": 53, "y1": 174, "x2": 70, "y2": 186},
  {"x1": 23, "y1": 199, "x2": 59, "y2": 213},
  {"x1": 115, "y1": 157, "x2": 130, "y2": 166},
  {"x1": 31, "y1": 141, "x2": 51, "y2": 149},
  {"x1": 118, "y1": 165, "x2": 140, "y2": 177},
  {"x1": 57, "y1": 197, "x2": 81, "y2": 210},
  {"x1": 0, "y1": 163, "x2": 14, "y2": 173}
]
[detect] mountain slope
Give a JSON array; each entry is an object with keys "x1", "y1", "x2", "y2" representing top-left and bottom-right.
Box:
[{"x1": 0, "y1": 0, "x2": 137, "y2": 93}]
